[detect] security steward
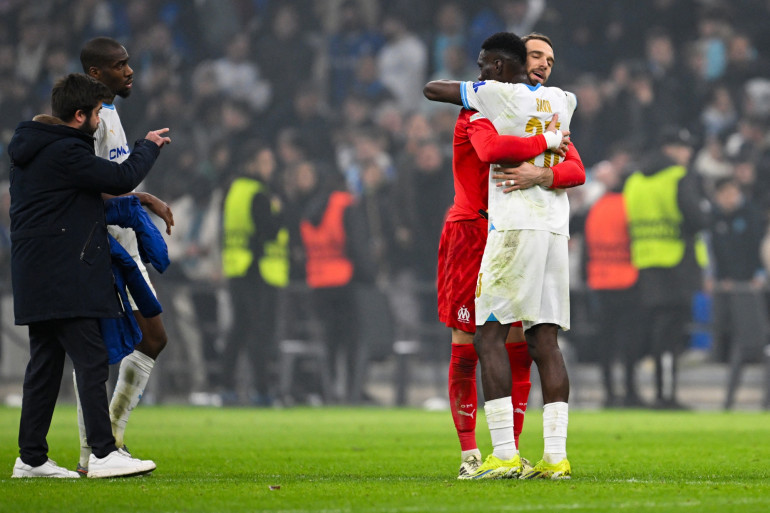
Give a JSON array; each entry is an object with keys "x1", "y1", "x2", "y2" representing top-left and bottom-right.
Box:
[
  {"x1": 221, "y1": 145, "x2": 288, "y2": 405},
  {"x1": 623, "y1": 126, "x2": 711, "y2": 409}
]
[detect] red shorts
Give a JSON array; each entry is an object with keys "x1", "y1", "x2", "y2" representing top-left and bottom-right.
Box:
[
  {"x1": 437, "y1": 218, "x2": 486, "y2": 332},
  {"x1": 437, "y1": 218, "x2": 524, "y2": 333}
]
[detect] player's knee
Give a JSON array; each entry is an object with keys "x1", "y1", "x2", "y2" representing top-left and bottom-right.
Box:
[
  {"x1": 525, "y1": 325, "x2": 558, "y2": 358},
  {"x1": 471, "y1": 332, "x2": 480, "y2": 351},
  {"x1": 452, "y1": 328, "x2": 475, "y2": 345},
  {"x1": 526, "y1": 338, "x2": 540, "y2": 361}
]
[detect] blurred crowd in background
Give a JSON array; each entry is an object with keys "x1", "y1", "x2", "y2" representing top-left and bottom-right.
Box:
[{"x1": 1, "y1": 0, "x2": 770, "y2": 407}]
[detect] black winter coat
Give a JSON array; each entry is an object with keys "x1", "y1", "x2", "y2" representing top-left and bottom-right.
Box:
[{"x1": 8, "y1": 118, "x2": 160, "y2": 324}]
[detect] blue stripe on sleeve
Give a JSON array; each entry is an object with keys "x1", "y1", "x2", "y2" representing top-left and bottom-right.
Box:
[{"x1": 460, "y1": 82, "x2": 470, "y2": 110}]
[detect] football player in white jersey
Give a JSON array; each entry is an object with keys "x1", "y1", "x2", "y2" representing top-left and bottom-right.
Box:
[
  {"x1": 72, "y1": 37, "x2": 176, "y2": 475},
  {"x1": 424, "y1": 32, "x2": 584, "y2": 480}
]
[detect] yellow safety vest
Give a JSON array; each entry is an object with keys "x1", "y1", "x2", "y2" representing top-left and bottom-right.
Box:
[
  {"x1": 222, "y1": 177, "x2": 289, "y2": 287},
  {"x1": 623, "y1": 165, "x2": 686, "y2": 269}
]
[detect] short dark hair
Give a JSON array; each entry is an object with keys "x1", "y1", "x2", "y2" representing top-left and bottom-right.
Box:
[
  {"x1": 481, "y1": 32, "x2": 527, "y2": 65},
  {"x1": 80, "y1": 36, "x2": 124, "y2": 72},
  {"x1": 522, "y1": 32, "x2": 553, "y2": 50},
  {"x1": 51, "y1": 73, "x2": 112, "y2": 122}
]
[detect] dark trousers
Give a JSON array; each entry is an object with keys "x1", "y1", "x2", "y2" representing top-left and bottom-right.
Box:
[
  {"x1": 638, "y1": 303, "x2": 690, "y2": 402},
  {"x1": 591, "y1": 287, "x2": 643, "y2": 403},
  {"x1": 220, "y1": 276, "x2": 279, "y2": 396},
  {"x1": 311, "y1": 285, "x2": 361, "y2": 403},
  {"x1": 19, "y1": 318, "x2": 116, "y2": 466}
]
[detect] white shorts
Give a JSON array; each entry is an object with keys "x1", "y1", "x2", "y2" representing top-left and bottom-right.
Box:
[
  {"x1": 475, "y1": 229, "x2": 570, "y2": 331},
  {"x1": 109, "y1": 225, "x2": 157, "y2": 310}
]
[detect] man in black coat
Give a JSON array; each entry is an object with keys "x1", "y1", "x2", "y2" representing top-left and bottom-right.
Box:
[{"x1": 8, "y1": 73, "x2": 170, "y2": 478}]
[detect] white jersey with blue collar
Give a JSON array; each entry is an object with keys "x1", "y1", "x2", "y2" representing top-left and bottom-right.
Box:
[
  {"x1": 94, "y1": 99, "x2": 155, "y2": 300},
  {"x1": 95, "y1": 102, "x2": 131, "y2": 164},
  {"x1": 461, "y1": 80, "x2": 577, "y2": 236}
]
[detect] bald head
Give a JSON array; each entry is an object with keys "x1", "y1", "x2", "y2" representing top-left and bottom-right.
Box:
[
  {"x1": 80, "y1": 37, "x2": 133, "y2": 98},
  {"x1": 80, "y1": 37, "x2": 124, "y2": 72}
]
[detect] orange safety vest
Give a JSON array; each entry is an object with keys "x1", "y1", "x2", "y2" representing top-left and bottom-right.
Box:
[
  {"x1": 300, "y1": 190, "x2": 355, "y2": 288},
  {"x1": 584, "y1": 192, "x2": 638, "y2": 290}
]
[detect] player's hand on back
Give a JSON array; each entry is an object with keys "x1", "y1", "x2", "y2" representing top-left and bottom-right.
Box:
[
  {"x1": 493, "y1": 162, "x2": 554, "y2": 192},
  {"x1": 556, "y1": 137, "x2": 570, "y2": 157},
  {"x1": 146, "y1": 128, "x2": 171, "y2": 148}
]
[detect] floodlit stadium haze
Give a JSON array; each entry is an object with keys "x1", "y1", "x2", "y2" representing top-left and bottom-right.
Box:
[{"x1": 1, "y1": 0, "x2": 770, "y2": 411}]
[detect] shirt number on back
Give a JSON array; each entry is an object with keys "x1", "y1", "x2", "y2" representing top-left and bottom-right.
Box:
[{"x1": 524, "y1": 117, "x2": 561, "y2": 168}]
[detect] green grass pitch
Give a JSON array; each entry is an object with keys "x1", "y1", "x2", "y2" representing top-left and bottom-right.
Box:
[{"x1": 1, "y1": 405, "x2": 769, "y2": 512}]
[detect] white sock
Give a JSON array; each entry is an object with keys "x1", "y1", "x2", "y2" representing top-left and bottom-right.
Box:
[
  {"x1": 461, "y1": 448, "x2": 481, "y2": 462},
  {"x1": 110, "y1": 351, "x2": 155, "y2": 448},
  {"x1": 484, "y1": 397, "x2": 517, "y2": 461},
  {"x1": 543, "y1": 401, "x2": 569, "y2": 464},
  {"x1": 73, "y1": 371, "x2": 92, "y2": 467}
]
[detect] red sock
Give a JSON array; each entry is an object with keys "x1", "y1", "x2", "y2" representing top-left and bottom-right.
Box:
[
  {"x1": 448, "y1": 343, "x2": 479, "y2": 452},
  {"x1": 506, "y1": 341, "x2": 533, "y2": 448}
]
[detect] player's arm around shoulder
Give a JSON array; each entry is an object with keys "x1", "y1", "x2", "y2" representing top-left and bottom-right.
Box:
[
  {"x1": 461, "y1": 79, "x2": 532, "y2": 117},
  {"x1": 423, "y1": 80, "x2": 463, "y2": 106},
  {"x1": 501, "y1": 137, "x2": 585, "y2": 192},
  {"x1": 467, "y1": 112, "x2": 549, "y2": 165},
  {"x1": 550, "y1": 142, "x2": 585, "y2": 189},
  {"x1": 63, "y1": 137, "x2": 157, "y2": 196}
]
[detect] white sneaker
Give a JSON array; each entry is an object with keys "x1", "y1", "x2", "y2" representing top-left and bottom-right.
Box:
[
  {"x1": 12, "y1": 457, "x2": 80, "y2": 478},
  {"x1": 87, "y1": 448, "x2": 156, "y2": 478}
]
